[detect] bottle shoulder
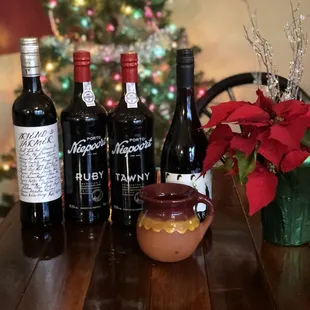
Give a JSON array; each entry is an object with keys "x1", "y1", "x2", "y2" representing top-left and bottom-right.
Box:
[
  {"x1": 61, "y1": 99, "x2": 107, "y2": 122},
  {"x1": 12, "y1": 91, "x2": 58, "y2": 126},
  {"x1": 13, "y1": 91, "x2": 56, "y2": 113},
  {"x1": 108, "y1": 103, "x2": 154, "y2": 123}
]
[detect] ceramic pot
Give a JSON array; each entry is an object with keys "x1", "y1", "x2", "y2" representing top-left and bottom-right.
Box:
[
  {"x1": 261, "y1": 163, "x2": 310, "y2": 246},
  {"x1": 137, "y1": 183, "x2": 214, "y2": 262}
]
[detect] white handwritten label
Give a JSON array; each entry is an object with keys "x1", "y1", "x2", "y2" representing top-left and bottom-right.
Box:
[
  {"x1": 14, "y1": 123, "x2": 62, "y2": 203},
  {"x1": 82, "y1": 82, "x2": 96, "y2": 107},
  {"x1": 125, "y1": 83, "x2": 138, "y2": 108},
  {"x1": 165, "y1": 171, "x2": 212, "y2": 212}
]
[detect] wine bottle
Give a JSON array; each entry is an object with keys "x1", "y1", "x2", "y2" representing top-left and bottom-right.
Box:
[
  {"x1": 160, "y1": 49, "x2": 212, "y2": 220},
  {"x1": 12, "y1": 37, "x2": 62, "y2": 228},
  {"x1": 108, "y1": 52, "x2": 155, "y2": 227},
  {"x1": 61, "y1": 51, "x2": 109, "y2": 224}
]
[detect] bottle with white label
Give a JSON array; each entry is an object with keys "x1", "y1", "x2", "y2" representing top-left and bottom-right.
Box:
[
  {"x1": 12, "y1": 37, "x2": 62, "y2": 228},
  {"x1": 61, "y1": 51, "x2": 109, "y2": 224},
  {"x1": 108, "y1": 52, "x2": 155, "y2": 228},
  {"x1": 160, "y1": 49, "x2": 212, "y2": 221}
]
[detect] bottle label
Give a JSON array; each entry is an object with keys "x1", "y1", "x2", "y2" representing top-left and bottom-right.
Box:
[
  {"x1": 165, "y1": 171, "x2": 212, "y2": 217},
  {"x1": 111, "y1": 137, "x2": 152, "y2": 157},
  {"x1": 62, "y1": 118, "x2": 109, "y2": 210},
  {"x1": 67, "y1": 137, "x2": 106, "y2": 156},
  {"x1": 82, "y1": 82, "x2": 96, "y2": 107},
  {"x1": 14, "y1": 123, "x2": 62, "y2": 203},
  {"x1": 125, "y1": 83, "x2": 138, "y2": 108},
  {"x1": 110, "y1": 136, "x2": 155, "y2": 212}
]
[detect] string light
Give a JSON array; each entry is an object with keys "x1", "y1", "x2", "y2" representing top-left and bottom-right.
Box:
[
  {"x1": 121, "y1": 5, "x2": 133, "y2": 15},
  {"x1": 153, "y1": 46, "x2": 166, "y2": 58},
  {"x1": 113, "y1": 73, "x2": 121, "y2": 81},
  {"x1": 151, "y1": 88, "x2": 159, "y2": 95},
  {"x1": 149, "y1": 103, "x2": 155, "y2": 111},
  {"x1": 87, "y1": 9, "x2": 94, "y2": 16},
  {"x1": 45, "y1": 62, "x2": 54, "y2": 72},
  {"x1": 168, "y1": 85, "x2": 175, "y2": 92},
  {"x1": 80, "y1": 18, "x2": 88, "y2": 28},
  {"x1": 197, "y1": 87, "x2": 206, "y2": 98},
  {"x1": 62, "y1": 79, "x2": 70, "y2": 90},
  {"x1": 106, "y1": 24, "x2": 115, "y2": 32},
  {"x1": 115, "y1": 83, "x2": 122, "y2": 92},
  {"x1": 144, "y1": 6, "x2": 153, "y2": 18},
  {"x1": 106, "y1": 99, "x2": 115, "y2": 107},
  {"x1": 104, "y1": 56, "x2": 111, "y2": 62},
  {"x1": 140, "y1": 96, "x2": 146, "y2": 103},
  {"x1": 2, "y1": 164, "x2": 10, "y2": 171},
  {"x1": 172, "y1": 42, "x2": 178, "y2": 48},
  {"x1": 156, "y1": 11, "x2": 163, "y2": 18},
  {"x1": 133, "y1": 10, "x2": 143, "y2": 20},
  {"x1": 48, "y1": 0, "x2": 57, "y2": 9},
  {"x1": 73, "y1": 0, "x2": 86, "y2": 6},
  {"x1": 168, "y1": 24, "x2": 177, "y2": 32},
  {"x1": 40, "y1": 75, "x2": 47, "y2": 84},
  {"x1": 144, "y1": 68, "x2": 152, "y2": 77},
  {"x1": 167, "y1": 92, "x2": 174, "y2": 100}
]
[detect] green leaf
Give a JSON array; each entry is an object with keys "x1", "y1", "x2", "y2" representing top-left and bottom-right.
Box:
[
  {"x1": 301, "y1": 128, "x2": 310, "y2": 148},
  {"x1": 224, "y1": 156, "x2": 234, "y2": 171},
  {"x1": 235, "y1": 150, "x2": 257, "y2": 184}
]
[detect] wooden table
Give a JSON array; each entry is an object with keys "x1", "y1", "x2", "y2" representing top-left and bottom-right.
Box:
[{"x1": 0, "y1": 169, "x2": 309, "y2": 310}]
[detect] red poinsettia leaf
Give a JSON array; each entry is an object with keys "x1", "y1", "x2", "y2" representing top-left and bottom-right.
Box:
[
  {"x1": 230, "y1": 134, "x2": 257, "y2": 156},
  {"x1": 258, "y1": 137, "x2": 287, "y2": 167},
  {"x1": 280, "y1": 149, "x2": 309, "y2": 173},
  {"x1": 202, "y1": 101, "x2": 246, "y2": 128},
  {"x1": 246, "y1": 164, "x2": 278, "y2": 215},
  {"x1": 284, "y1": 116, "x2": 310, "y2": 146},
  {"x1": 202, "y1": 140, "x2": 228, "y2": 174},
  {"x1": 255, "y1": 89, "x2": 273, "y2": 110},
  {"x1": 272, "y1": 99, "x2": 308, "y2": 119},
  {"x1": 225, "y1": 104, "x2": 270, "y2": 125},
  {"x1": 269, "y1": 124, "x2": 299, "y2": 149},
  {"x1": 209, "y1": 124, "x2": 233, "y2": 143}
]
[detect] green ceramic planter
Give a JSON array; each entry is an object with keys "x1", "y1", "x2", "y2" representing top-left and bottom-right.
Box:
[{"x1": 261, "y1": 162, "x2": 310, "y2": 246}]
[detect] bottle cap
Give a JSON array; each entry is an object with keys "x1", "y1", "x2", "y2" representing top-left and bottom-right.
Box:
[
  {"x1": 176, "y1": 49, "x2": 194, "y2": 65},
  {"x1": 120, "y1": 52, "x2": 138, "y2": 67},
  {"x1": 20, "y1": 37, "x2": 39, "y2": 54},
  {"x1": 19, "y1": 37, "x2": 40, "y2": 77},
  {"x1": 73, "y1": 50, "x2": 91, "y2": 66}
]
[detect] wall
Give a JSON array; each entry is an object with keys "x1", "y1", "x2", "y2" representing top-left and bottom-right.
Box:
[
  {"x1": 171, "y1": 0, "x2": 310, "y2": 91},
  {"x1": 1, "y1": 0, "x2": 310, "y2": 153}
]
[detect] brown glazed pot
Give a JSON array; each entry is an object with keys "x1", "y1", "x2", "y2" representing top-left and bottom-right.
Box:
[{"x1": 137, "y1": 183, "x2": 214, "y2": 263}]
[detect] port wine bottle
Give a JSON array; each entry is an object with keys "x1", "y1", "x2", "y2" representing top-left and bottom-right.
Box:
[
  {"x1": 12, "y1": 38, "x2": 62, "y2": 228},
  {"x1": 160, "y1": 49, "x2": 212, "y2": 220},
  {"x1": 61, "y1": 51, "x2": 109, "y2": 224},
  {"x1": 108, "y1": 52, "x2": 155, "y2": 227}
]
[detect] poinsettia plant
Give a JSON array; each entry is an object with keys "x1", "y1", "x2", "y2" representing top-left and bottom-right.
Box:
[{"x1": 202, "y1": 89, "x2": 310, "y2": 215}]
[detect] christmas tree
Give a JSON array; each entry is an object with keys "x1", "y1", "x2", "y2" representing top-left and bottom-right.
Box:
[
  {"x1": 0, "y1": 0, "x2": 213, "y2": 211},
  {"x1": 40, "y1": 0, "x2": 213, "y2": 161}
]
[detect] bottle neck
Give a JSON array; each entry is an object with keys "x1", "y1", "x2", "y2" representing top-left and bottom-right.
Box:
[
  {"x1": 120, "y1": 65, "x2": 139, "y2": 108},
  {"x1": 173, "y1": 64, "x2": 199, "y2": 126},
  {"x1": 22, "y1": 76, "x2": 42, "y2": 93},
  {"x1": 73, "y1": 65, "x2": 91, "y2": 95},
  {"x1": 74, "y1": 65, "x2": 91, "y2": 84}
]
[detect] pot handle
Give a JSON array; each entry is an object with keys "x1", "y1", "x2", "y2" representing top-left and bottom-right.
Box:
[{"x1": 195, "y1": 193, "x2": 214, "y2": 232}]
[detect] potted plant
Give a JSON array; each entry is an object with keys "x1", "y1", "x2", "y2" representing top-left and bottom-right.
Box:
[{"x1": 202, "y1": 3, "x2": 310, "y2": 246}]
